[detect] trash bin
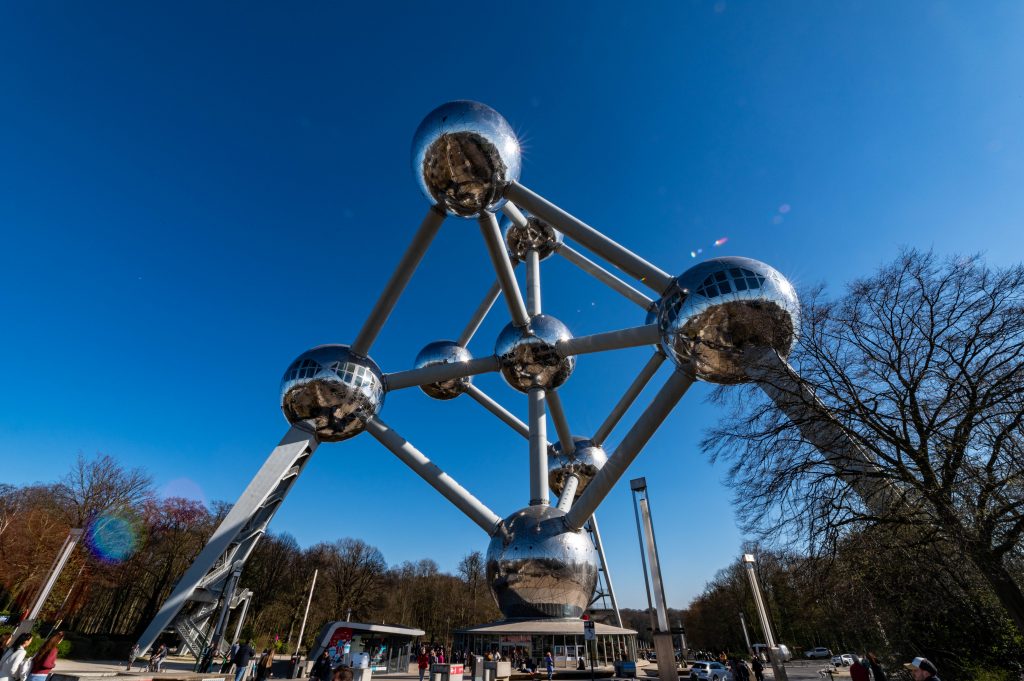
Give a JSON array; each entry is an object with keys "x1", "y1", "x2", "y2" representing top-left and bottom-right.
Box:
[
  {"x1": 614, "y1": 661, "x2": 637, "y2": 678},
  {"x1": 483, "y1": 661, "x2": 511, "y2": 681},
  {"x1": 353, "y1": 652, "x2": 372, "y2": 681},
  {"x1": 431, "y1": 663, "x2": 465, "y2": 681}
]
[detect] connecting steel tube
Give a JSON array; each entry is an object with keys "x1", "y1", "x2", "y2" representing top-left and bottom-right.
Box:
[
  {"x1": 564, "y1": 368, "x2": 695, "y2": 530},
  {"x1": 504, "y1": 181, "x2": 674, "y2": 295},
  {"x1": 557, "y1": 323, "x2": 661, "y2": 357},
  {"x1": 479, "y1": 212, "x2": 530, "y2": 327},
  {"x1": 501, "y1": 201, "x2": 530, "y2": 229},
  {"x1": 385, "y1": 356, "x2": 500, "y2": 391},
  {"x1": 556, "y1": 474, "x2": 579, "y2": 512},
  {"x1": 465, "y1": 384, "x2": 530, "y2": 439},
  {"x1": 365, "y1": 416, "x2": 503, "y2": 534},
  {"x1": 528, "y1": 387, "x2": 550, "y2": 506},
  {"x1": 526, "y1": 249, "x2": 542, "y2": 317},
  {"x1": 593, "y1": 351, "x2": 667, "y2": 445},
  {"x1": 588, "y1": 514, "x2": 624, "y2": 627},
  {"x1": 459, "y1": 280, "x2": 504, "y2": 347},
  {"x1": 546, "y1": 390, "x2": 575, "y2": 455},
  {"x1": 352, "y1": 207, "x2": 445, "y2": 356},
  {"x1": 557, "y1": 243, "x2": 653, "y2": 310}
]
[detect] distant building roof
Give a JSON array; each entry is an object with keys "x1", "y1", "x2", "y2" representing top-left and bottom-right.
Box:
[{"x1": 456, "y1": 618, "x2": 636, "y2": 636}]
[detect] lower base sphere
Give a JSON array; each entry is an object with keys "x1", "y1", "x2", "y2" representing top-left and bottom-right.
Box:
[{"x1": 486, "y1": 505, "x2": 598, "y2": 619}]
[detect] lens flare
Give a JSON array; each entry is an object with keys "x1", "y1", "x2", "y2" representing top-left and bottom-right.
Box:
[
  {"x1": 85, "y1": 513, "x2": 140, "y2": 563},
  {"x1": 714, "y1": 237, "x2": 728, "y2": 247}
]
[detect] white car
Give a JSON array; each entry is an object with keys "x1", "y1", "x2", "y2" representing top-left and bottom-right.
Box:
[
  {"x1": 689, "y1": 661, "x2": 732, "y2": 681},
  {"x1": 805, "y1": 648, "x2": 832, "y2": 660},
  {"x1": 831, "y1": 655, "x2": 854, "y2": 667}
]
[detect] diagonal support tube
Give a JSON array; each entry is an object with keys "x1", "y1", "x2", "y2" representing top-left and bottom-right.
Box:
[
  {"x1": 557, "y1": 324, "x2": 661, "y2": 357},
  {"x1": 588, "y1": 514, "x2": 623, "y2": 627},
  {"x1": 459, "y1": 280, "x2": 504, "y2": 347},
  {"x1": 744, "y1": 347, "x2": 897, "y2": 515},
  {"x1": 565, "y1": 368, "x2": 696, "y2": 530},
  {"x1": 529, "y1": 387, "x2": 550, "y2": 505},
  {"x1": 593, "y1": 351, "x2": 666, "y2": 445},
  {"x1": 385, "y1": 356, "x2": 500, "y2": 391},
  {"x1": 526, "y1": 249, "x2": 542, "y2": 317},
  {"x1": 504, "y1": 182, "x2": 674, "y2": 294},
  {"x1": 465, "y1": 383, "x2": 529, "y2": 439},
  {"x1": 501, "y1": 201, "x2": 530, "y2": 229},
  {"x1": 546, "y1": 389, "x2": 575, "y2": 455},
  {"x1": 479, "y1": 212, "x2": 530, "y2": 327},
  {"x1": 556, "y1": 474, "x2": 579, "y2": 512},
  {"x1": 352, "y1": 207, "x2": 445, "y2": 356},
  {"x1": 365, "y1": 416, "x2": 503, "y2": 534},
  {"x1": 558, "y1": 243, "x2": 654, "y2": 310}
]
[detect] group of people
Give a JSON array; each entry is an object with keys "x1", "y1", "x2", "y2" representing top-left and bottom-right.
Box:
[{"x1": 0, "y1": 632, "x2": 65, "y2": 681}]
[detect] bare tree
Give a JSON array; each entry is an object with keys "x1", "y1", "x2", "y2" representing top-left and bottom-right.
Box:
[
  {"x1": 52, "y1": 453, "x2": 153, "y2": 527},
  {"x1": 705, "y1": 250, "x2": 1024, "y2": 633}
]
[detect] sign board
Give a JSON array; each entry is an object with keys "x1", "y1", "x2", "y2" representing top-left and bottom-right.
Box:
[
  {"x1": 450, "y1": 665, "x2": 464, "y2": 675},
  {"x1": 584, "y1": 620, "x2": 596, "y2": 641}
]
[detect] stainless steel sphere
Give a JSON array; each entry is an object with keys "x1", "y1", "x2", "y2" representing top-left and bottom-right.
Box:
[
  {"x1": 413, "y1": 341, "x2": 473, "y2": 400},
  {"x1": 657, "y1": 256, "x2": 799, "y2": 384},
  {"x1": 495, "y1": 314, "x2": 575, "y2": 392},
  {"x1": 280, "y1": 345, "x2": 385, "y2": 442},
  {"x1": 486, "y1": 505, "x2": 598, "y2": 619},
  {"x1": 412, "y1": 101, "x2": 521, "y2": 218},
  {"x1": 502, "y1": 212, "x2": 563, "y2": 262},
  {"x1": 548, "y1": 438, "x2": 608, "y2": 498}
]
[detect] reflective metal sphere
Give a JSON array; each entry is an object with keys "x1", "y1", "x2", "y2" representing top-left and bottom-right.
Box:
[
  {"x1": 548, "y1": 438, "x2": 608, "y2": 498},
  {"x1": 657, "y1": 257, "x2": 799, "y2": 384},
  {"x1": 495, "y1": 314, "x2": 576, "y2": 392},
  {"x1": 280, "y1": 345, "x2": 385, "y2": 442},
  {"x1": 486, "y1": 505, "x2": 598, "y2": 619},
  {"x1": 502, "y1": 211, "x2": 563, "y2": 262},
  {"x1": 411, "y1": 101, "x2": 521, "y2": 218},
  {"x1": 413, "y1": 341, "x2": 473, "y2": 400}
]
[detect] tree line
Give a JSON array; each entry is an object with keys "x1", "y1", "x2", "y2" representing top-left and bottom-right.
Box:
[{"x1": 0, "y1": 455, "x2": 498, "y2": 658}]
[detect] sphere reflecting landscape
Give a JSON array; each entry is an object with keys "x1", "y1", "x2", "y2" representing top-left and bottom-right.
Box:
[
  {"x1": 411, "y1": 100, "x2": 521, "y2": 217},
  {"x1": 502, "y1": 211, "x2": 563, "y2": 262},
  {"x1": 486, "y1": 505, "x2": 598, "y2": 619},
  {"x1": 657, "y1": 256, "x2": 799, "y2": 384},
  {"x1": 548, "y1": 437, "x2": 608, "y2": 498},
  {"x1": 413, "y1": 340, "x2": 473, "y2": 400},
  {"x1": 280, "y1": 344, "x2": 385, "y2": 441},
  {"x1": 495, "y1": 314, "x2": 575, "y2": 392}
]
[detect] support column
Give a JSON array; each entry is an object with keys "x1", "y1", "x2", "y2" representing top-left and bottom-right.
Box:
[{"x1": 529, "y1": 388, "x2": 550, "y2": 505}]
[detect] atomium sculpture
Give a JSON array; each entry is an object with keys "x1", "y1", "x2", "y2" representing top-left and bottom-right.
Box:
[{"x1": 138, "y1": 100, "x2": 889, "y2": 657}]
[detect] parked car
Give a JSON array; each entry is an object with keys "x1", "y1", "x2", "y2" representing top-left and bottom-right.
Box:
[
  {"x1": 805, "y1": 647, "x2": 833, "y2": 659},
  {"x1": 831, "y1": 655, "x2": 854, "y2": 666},
  {"x1": 689, "y1": 661, "x2": 732, "y2": 681}
]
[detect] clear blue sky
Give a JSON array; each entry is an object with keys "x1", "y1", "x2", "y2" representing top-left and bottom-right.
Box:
[{"x1": 2, "y1": 2, "x2": 1023, "y2": 611}]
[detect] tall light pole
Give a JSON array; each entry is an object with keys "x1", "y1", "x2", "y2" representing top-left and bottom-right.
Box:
[{"x1": 741, "y1": 555, "x2": 787, "y2": 681}]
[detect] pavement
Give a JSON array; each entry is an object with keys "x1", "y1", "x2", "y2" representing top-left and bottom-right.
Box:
[{"x1": 52, "y1": 657, "x2": 849, "y2": 681}]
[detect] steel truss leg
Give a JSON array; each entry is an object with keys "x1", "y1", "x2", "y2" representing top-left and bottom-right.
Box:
[
  {"x1": 565, "y1": 368, "x2": 695, "y2": 530},
  {"x1": 503, "y1": 183, "x2": 674, "y2": 294},
  {"x1": 352, "y1": 207, "x2": 445, "y2": 356},
  {"x1": 365, "y1": 416, "x2": 503, "y2": 535},
  {"x1": 136, "y1": 425, "x2": 319, "y2": 656}
]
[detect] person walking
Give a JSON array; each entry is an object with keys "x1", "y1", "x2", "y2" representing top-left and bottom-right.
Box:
[
  {"x1": 865, "y1": 653, "x2": 887, "y2": 681},
  {"x1": 255, "y1": 649, "x2": 273, "y2": 681},
  {"x1": 223, "y1": 643, "x2": 240, "y2": 674},
  {"x1": 545, "y1": 652, "x2": 554, "y2": 681},
  {"x1": 28, "y1": 632, "x2": 64, "y2": 681},
  {"x1": 417, "y1": 648, "x2": 430, "y2": 681},
  {"x1": 127, "y1": 643, "x2": 141, "y2": 672},
  {"x1": 905, "y1": 658, "x2": 939, "y2": 681},
  {"x1": 850, "y1": 656, "x2": 870, "y2": 681},
  {"x1": 312, "y1": 651, "x2": 333, "y2": 681},
  {"x1": 0, "y1": 633, "x2": 35, "y2": 681},
  {"x1": 233, "y1": 642, "x2": 256, "y2": 681},
  {"x1": 751, "y1": 657, "x2": 764, "y2": 681},
  {"x1": 152, "y1": 644, "x2": 168, "y2": 673}
]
